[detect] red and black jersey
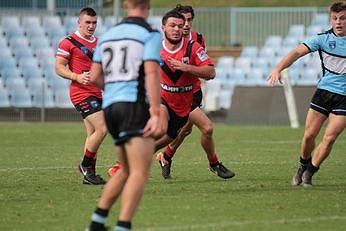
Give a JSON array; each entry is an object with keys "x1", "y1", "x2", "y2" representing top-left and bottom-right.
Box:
[
  {"x1": 56, "y1": 31, "x2": 102, "y2": 105},
  {"x1": 160, "y1": 38, "x2": 213, "y2": 117}
]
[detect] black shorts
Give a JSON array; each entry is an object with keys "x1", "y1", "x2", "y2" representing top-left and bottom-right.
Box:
[
  {"x1": 191, "y1": 89, "x2": 203, "y2": 111},
  {"x1": 103, "y1": 102, "x2": 150, "y2": 145},
  {"x1": 161, "y1": 100, "x2": 189, "y2": 139},
  {"x1": 74, "y1": 96, "x2": 102, "y2": 119},
  {"x1": 310, "y1": 89, "x2": 346, "y2": 116}
]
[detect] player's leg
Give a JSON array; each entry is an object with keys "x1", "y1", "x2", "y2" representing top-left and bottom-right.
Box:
[
  {"x1": 165, "y1": 119, "x2": 193, "y2": 154},
  {"x1": 77, "y1": 98, "x2": 108, "y2": 185},
  {"x1": 89, "y1": 145, "x2": 129, "y2": 230},
  {"x1": 291, "y1": 108, "x2": 327, "y2": 186},
  {"x1": 302, "y1": 114, "x2": 345, "y2": 187},
  {"x1": 117, "y1": 137, "x2": 155, "y2": 226},
  {"x1": 190, "y1": 107, "x2": 235, "y2": 179}
]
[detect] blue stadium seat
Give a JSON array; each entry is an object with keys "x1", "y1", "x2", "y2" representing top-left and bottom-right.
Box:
[
  {"x1": 35, "y1": 47, "x2": 55, "y2": 61},
  {"x1": 21, "y1": 15, "x2": 41, "y2": 29},
  {"x1": 1, "y1": 15, "x2": 20, "y2": 30},
  {"x1": 240, "y1": 46, "x2": 258, "y2": 58},
  {"x1": 64, "y1": 16, "x2": 78, "y2": 34},
  {"x1": 46, "y1": 26, "x2": 66, "y2": 40},
  {"x1": 228, "y1": 68, "x2": 246, "y2": 85},
  {"x1": 234, "y1": 57, "x2": 252, "y2": 69},
  {"x1": 264, "y1": 35, "x2": 282, "y2": 48},
  {"x1": 0, "y1": 66, "x2": 21, "y2": 82},
  {"x1": 22, "y1": 67, "x2": 44, "y2": 82},
  {"x1": 42, "y1": 15, "x2": 62, "y2": 30},
  {"x1": 10, "y1": 88, "x2": 33, "y2": 108},
  {"x1": 54, "y1": 89, "x2": 73, "y2": 108},
  {"x1": 4, "y1": 26, "x2": 24, "y2": 41},
  {"x1": 0, "y1": 88, "x2": 10, "y2": 107},
  {"x1": 148, "y1": 16, "x2": 162, "y2": 33},
  {"x1": 32, "y1": 87, "x2": 55, "y2": 108},
  {"x1": 311, "y1": 13, "x2": 329, "y2": 28},
  {"x1": 29, "y1": 36, "x2": 51, "y2": 50},
  {"x1": 5, "y1": 76, "x2": 26, "y2": 94},
  {"x1": 104, "y1": 16, "x2": 118, "y2": 29},
  {"x1": 0, "y1": 56, "x2": 17, "y2": 70},
  {"x1": 25, "y1": 26, "x2": 46, "y2": 39},
  {"x1": 216, "y1": 56, "x2": 234, "y2": 70}
]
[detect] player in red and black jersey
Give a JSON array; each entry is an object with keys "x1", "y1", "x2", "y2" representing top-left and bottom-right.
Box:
[
  {"x1": 157, "y1": 4, "x2": 235, "y2": 180},
  {"x1": 55, "y1": 7, "x2": 107, "y2": 185}
]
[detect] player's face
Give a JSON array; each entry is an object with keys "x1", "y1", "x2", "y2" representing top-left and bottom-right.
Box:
[
  {"x1": 330, "y1": 10, "x2": 346, "y2": 36},
  {"x1": 162, "y1": 17, "x2": 184, "y2": 45},
  {"x1": 181, "y1": 12, "x2": 193, "y2": 37},
  {"x1": 78, "y1": 14, "x2": 97, "y2": 39}
]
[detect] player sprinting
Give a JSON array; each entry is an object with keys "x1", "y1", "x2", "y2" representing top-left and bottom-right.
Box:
[
  {"x1": 55, "y1": 7, "x2": 107, "y2": 185},
  {"x1": 155, "y1": 4, "x2": 235, "y2": 179},
  {"x1": 267, "y1": 1, "x2": 346, "y2": 188}
]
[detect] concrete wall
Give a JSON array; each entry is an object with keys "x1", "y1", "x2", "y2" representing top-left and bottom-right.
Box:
[{"x1": 226, "y1": 86, "x2": 316, "y2": 125}]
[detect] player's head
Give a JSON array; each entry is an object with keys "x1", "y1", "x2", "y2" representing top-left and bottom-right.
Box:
[
  {"x1": 329, "y1": 1, "x2": 346, "y2": 36},
  {"x1": 162, "y1": 9, "x2": 185, "y2": 45},
  {"x1": 124, "y1": 0, "x2": 150, "y2": 10},
  {"x1": 174, "y1": 4, "x2": 194, "y2": 37},
  {"x1": 78, "y1": 7, "x2": 97, "y2": 38}
]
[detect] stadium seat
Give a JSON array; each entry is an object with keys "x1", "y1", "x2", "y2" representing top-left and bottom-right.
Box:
[
  {"x1": 0, "y1": 66, "x2": 21, "y2": 82},
  {"x1": 4, "y1": 26, "x2": 24, "y2": 41},
  {"x1": 54, "y1": 89, "x2": 73, "y2": 108},
  {"x1": 5, "y1": 76, "x2": 26, "y2": 93},
  {"x1": 204, "y1": 80, "x2": 222, "y2": 112},
  {"x1": 297, "y1": 68, "x2": 320, "y2": 86},
  {"x1": 32, "y1": 87, "x2": 55, "y2": 108},
  {"x1": 0, "y1": 88, "x2": 10, "y2": 107},
  {"x1": 240, "y1": 46, "x2": 258, "y2": 58},
  {"x1": 9, "y1": 37, "x2": 29, "y2": 48},
  {"x1": 35, "y1": 47, "x2": 55, "y2": 60},
  {"x1": 148, "y1": 16, "x2": 163, "y2": 33},
  {"x1": 306, "y1": 25, "x2": 325, "y2": 38},
  {"x1": 282, "y1": 36, "x2": 303, "y2": 49},
  {"x1": 311, "y1": 13, "x2": 329, "y2": 28},
  {"x1": 0, "y1": 56, "x2": 17, "y2": 70},
  {"x1": 17, "y1": 57, "x2": 39, "y2": 71},
  {"x1": 245, "y1": 68, "x2": 265, "y2": 86},
  {"x1": 25, "y1": 26, "x2": 46, "y2": 39},
  {"x1": 13, "y1": 46, "x2": 35, "y2": 61},
  {"x1": 1, "y1": 15, "x2": 20, "y2": 30},
  {"x1": 252, "y1": 57, "x2": 270, "y2": 76},
  {"x1": 46, "y1": 26, "x2": 66, "y2": 40},
  {"x1": 104, "y1": 16, "x2": 118, "y2": 29},
  {"x1": 42, "y1": 15, "x2": 63, "y2": 30},
  {"x1": 287, "y1": 24, "x2": 305, "y2": 38},
  {"x1": 264, "y1": 35, "x2": 282, "y2": 48},
  {"x1": 29, "y1": 36, "x2": 51, "y2": 50},
  {"x1": 216, "y1": 56, "x2": 234, "y2": 70},
  {"x1": 27, "y1": 77, "x2": 48, "y2": 93},
  {"x1": 219, "y1": 88, "x2": 234, "y2": 109},
  {"x1": 234, "y1": 57, "x2": 252, "y2": 69},
  {"x1": 21, "y1": 15, "x2": 41, "y2": 29},
  {"x1": 10, "y1": 88, "x2": 33, "y2": 108},
  {"x1": 228, "y1": 68, "x2": 247, "y2": 85},
  {"x1": 22, "y1": 68, "x2": 44, "y2": 82},
  {"x1": 258, "y1": 47, "x2": 276, "y2": 59},
  {"x1": 64, "y1": 16, "x2": 78, "y2": 34}
]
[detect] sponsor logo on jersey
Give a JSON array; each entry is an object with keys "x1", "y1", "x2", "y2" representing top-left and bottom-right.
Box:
[
  {"x1": 160, "y1": 83, "x2": 193, "y2": 93},
  {"x1": 182, "y1": 57, "x2": 190, "y2": 64},
  {"x1": 81, "y1": 46, "x2": 89, "y2": 54},
  {"x1": 196, "y1": 48, "x2": 208, "y2": 62}
]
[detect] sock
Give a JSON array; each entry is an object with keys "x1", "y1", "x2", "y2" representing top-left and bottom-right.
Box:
[
  {"x1": 208, "y1": 154, "x2": 219, "y2": 166},
  {"x1": 82, "y1": 149, "x2": 96, "y2": 167},
  {"x1": 307, "y1": 162, "x2": 320, "y2": 175},
  {"x1": 299, "y1": 156, "x2": 311, "y2": 170},
  {"x1": 164, "y1": 145, "x2": 175, "y2": 158},
  {"x1": 114, "y1": 220, "x2": 131, "y2": 231},
  {"x1": 90, "y1": 207, "x2": 109, "y2": 228}
]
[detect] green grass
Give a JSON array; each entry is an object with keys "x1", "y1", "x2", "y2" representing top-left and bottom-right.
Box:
[{"x1": 0, "y1": 123, "x2": 345, "y2": 231}]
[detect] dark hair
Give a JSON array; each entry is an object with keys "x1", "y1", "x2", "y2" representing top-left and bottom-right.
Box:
[
  {"x1": 330, "y1": 1, "x2": 346, "y2": 13},
  {"x1": 162, "y1": 9, "x2": 185, "y2": 25},
  {"x1": 174, "y1": 4, "x2": 194, "y2": 20},
  {"x1": 79, "y1": 7, "x2": 97, "y2": 17}
]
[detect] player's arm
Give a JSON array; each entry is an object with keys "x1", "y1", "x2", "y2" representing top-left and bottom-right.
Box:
[
  {"x1": 267, "y1": 44, "x2": 310, "y2": 86},
  {"x1": 142, "y1": 60, "x2": 164, "y2": 138},
  {"x1": 90, "y1": 62, "x2": 104, "y2": 89},
  {"x1": 55, "y1": 56, "x2": 88, "y2": 84},
  {"x1": 168, "y1": 58, "x2": 215, "y2": 80}
]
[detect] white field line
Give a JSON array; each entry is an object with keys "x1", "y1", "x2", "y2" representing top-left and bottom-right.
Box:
[{"x1": 136, "y1": 215, "x2": 346, "y2": 231}]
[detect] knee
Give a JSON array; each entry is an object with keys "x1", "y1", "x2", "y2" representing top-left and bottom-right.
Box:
[
  {"x1": 97, "y1": 124, "x2": 108, "y2": 138},
  {"x1": 201, "y1": 122, "x2": 213, "y2": 137},
  {"x1": 323, "y1": 133, "x2": 337, "y2": 146},
  {"x1": 303, "y1": 130, "x2": 317, "y2": 143}
]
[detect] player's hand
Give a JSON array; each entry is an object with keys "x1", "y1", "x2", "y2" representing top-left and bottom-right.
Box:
[
  {"x1": 76, "y1": 72, "x2": 91, "y2": 85},
  {"x1": 143, "y1": 115, "x2": 164, "y2": 139},
  {"x1": 168, "y1": 57, "x2": 187, "y2": 72},
  {"x1": 266, "y1": 70, "x2": 283, "y2": 86}
]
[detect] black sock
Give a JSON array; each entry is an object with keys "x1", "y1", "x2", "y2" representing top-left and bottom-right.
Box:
[
  {"x1": 300, "y1": 156, "x2": 311, "y2": 169},
  {"x1": 90, "y1": 207, "x2": 109, "y2": 228},
  {"x1": 307, "y1": 162, "x2": 319, "y2": 175},
  {"x1": 82, "y1": 156, "x2": 94, "y2": 167},
  {"x1": 163, "y1": 153, "x2": 172, "y2": 163},
  {"x1": 117, "y1": 220, "x2": 131, "y2": 229}
]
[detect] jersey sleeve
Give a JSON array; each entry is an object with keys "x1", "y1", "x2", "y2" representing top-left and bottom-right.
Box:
[
  {"x1": 143, "y1": 31, "x2": 162, "y2": 63},
  {"x1": 303, "y1": 35, "x2": 321, "y2": 53},
  {"x1": 93, "y1": 39, "x2": 102, "y2": 63},
  {"x1": 191, "y1": 42, "x2": 213, "y2": 66},
  {"x1": 56, "y1": 38, "x2": 71, "y2": 59}
]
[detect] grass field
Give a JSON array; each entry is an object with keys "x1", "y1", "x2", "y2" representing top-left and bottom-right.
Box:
[{"x1": 0, "y1": 123, "x2": 345, "y2": 231}]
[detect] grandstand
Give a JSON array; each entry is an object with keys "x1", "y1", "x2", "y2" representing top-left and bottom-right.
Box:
[{"x1": 0, "y1": 5, "x2": 330, "y2": 123}]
